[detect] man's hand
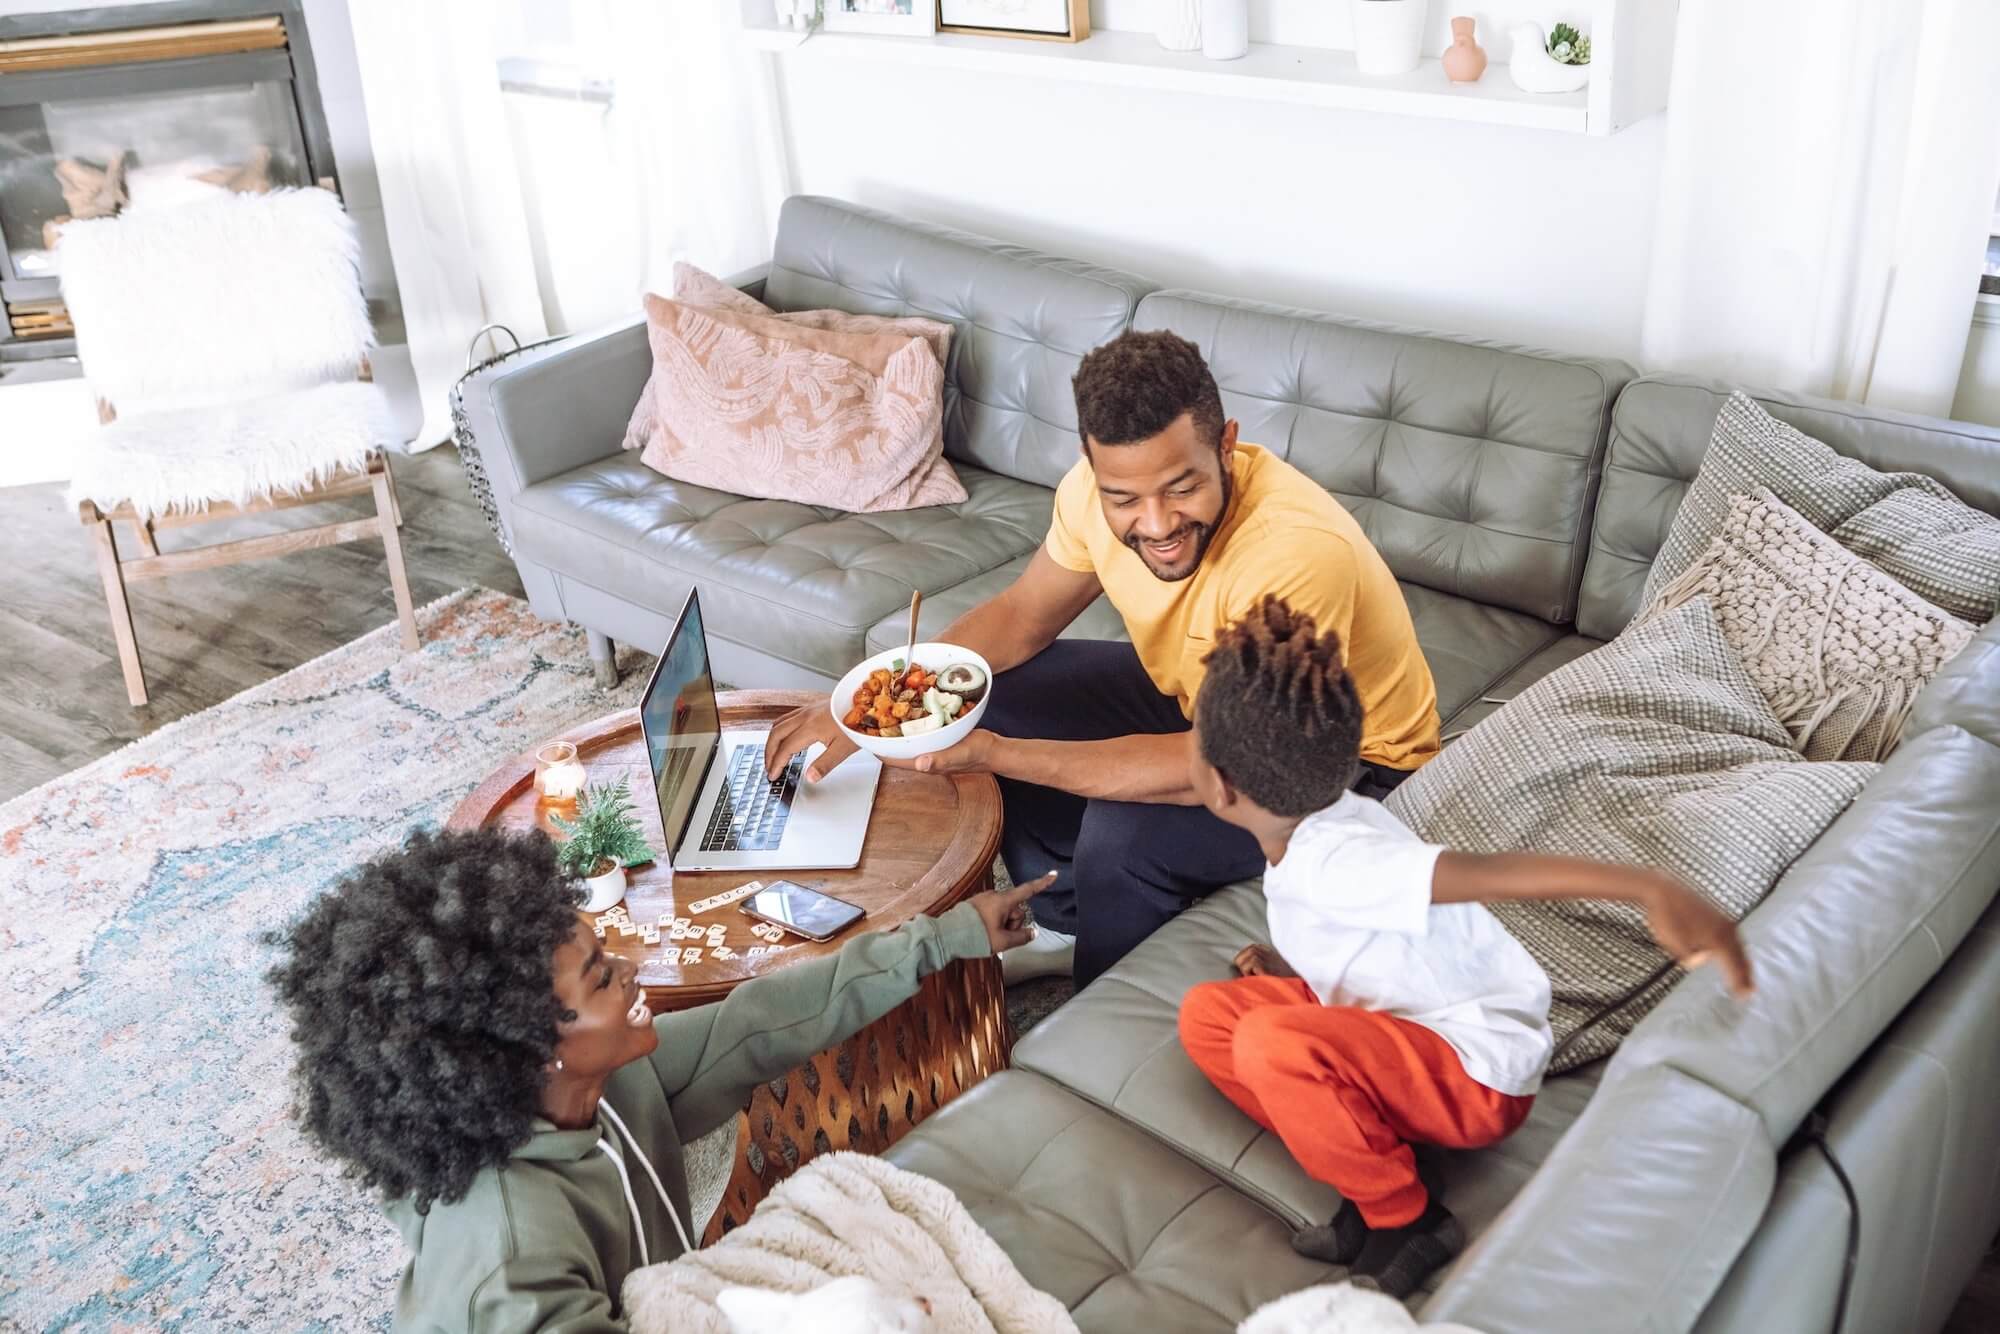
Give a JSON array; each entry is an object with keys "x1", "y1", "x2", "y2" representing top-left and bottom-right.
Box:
[
  {"x1": 1232, "y1": 943, "x2": 1296, "y2": 979},
  {"x1": 968, "y1": 873, "x2": 1052, "y2": 954},
  {"x1": 762, "y1": 703, "x2": 858, "y2": 783},
  {"x1": 886, "y1": 729, "x2": 998, "y2": 777},
  {"x1": 1639, "y1": 872, "x2": 1755, "y2": 998}
]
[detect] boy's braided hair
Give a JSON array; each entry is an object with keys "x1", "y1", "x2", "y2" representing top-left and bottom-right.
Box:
[{"x1": 1196, "y1": 596, "x2": 1364, "y2": 816}]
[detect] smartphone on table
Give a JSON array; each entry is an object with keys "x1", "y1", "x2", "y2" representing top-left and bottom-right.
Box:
[{"x1": 740, "y1": 880, "x2": 866, "y2": 942}]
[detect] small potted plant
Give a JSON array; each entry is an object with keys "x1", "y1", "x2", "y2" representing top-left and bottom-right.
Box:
[
  {"x1": 1546, "y1": 21, "x2": 1591, "y2": 67},
  {"x1": 550, "y1": 776, "x2": 656, "y2": 912}
]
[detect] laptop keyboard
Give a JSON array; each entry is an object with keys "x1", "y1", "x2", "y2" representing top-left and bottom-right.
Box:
[{"x1": 699, "y1": 745, "x2": 804, "y2": 853}]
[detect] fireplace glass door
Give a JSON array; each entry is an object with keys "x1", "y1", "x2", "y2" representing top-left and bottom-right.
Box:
[{"x1": 1, "y1": 78, "x2": 312, "y2": 281}]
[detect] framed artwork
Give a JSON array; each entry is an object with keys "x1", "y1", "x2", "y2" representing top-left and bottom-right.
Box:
[
  {"x1": 937, "y1": 0, "x2": 1089, "y2": 42},
  {"x1": 822, "y1": 0, "x2": 937, "y2": 37}
]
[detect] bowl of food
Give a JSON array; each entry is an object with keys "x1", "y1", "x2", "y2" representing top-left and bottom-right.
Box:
[{"x1": 832, "y1": 642, "x2": 994, "y2": 759}]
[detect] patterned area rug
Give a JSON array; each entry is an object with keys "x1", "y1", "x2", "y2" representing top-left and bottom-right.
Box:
[{"x1": 0, "y1": 589, "x2": 645, "y2": 1331}]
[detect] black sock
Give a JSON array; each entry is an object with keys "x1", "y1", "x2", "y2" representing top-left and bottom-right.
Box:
[
  {"x1": 1289, "y1": 1198, "x2": 1367, "y2": 1265},
  {"x1": 1348, "y1": 1199, "x2": 1466, "y2": 1299}
]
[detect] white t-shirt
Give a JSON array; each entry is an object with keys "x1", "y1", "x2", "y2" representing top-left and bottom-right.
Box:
[{"x1": 1263, "y1": 792, "x2": 1554, "y2": 1097}]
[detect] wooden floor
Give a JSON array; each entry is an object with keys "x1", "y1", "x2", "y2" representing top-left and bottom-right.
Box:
[
  {"x1": 2, "y1": 446, "x2": 1997, "y2": 1331},
  {"x1": 0, "y1": 444, "x2": 523, "y2": 805}
]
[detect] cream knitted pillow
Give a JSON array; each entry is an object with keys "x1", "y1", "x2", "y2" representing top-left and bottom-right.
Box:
[{"x1": 1643, "y1": 487, "x2": 1974, "y2": 762}]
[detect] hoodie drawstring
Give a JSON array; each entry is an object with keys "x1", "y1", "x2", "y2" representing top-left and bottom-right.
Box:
[{"x1": 596, "y1": 1099, "x2": 695, "y2": 1264}]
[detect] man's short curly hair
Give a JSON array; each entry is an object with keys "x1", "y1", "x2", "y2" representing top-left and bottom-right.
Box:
[
  {"x1": 1073, "y1": 329, "x2": 1225, "y2": 450},
  {"x1": 1197, "y1": 596, "x2": 1364, "y2": 817},
  {"x1": 266, "y1": 827, "x2": 581, "y2": 1211}
]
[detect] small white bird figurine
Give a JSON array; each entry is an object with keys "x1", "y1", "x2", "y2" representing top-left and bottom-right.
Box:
[{"x1": 1507, "y1": 22, "x2": 1591, "y2": 94}]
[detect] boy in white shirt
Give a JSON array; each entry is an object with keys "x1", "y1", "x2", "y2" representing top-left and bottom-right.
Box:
[{"x1": 1178, "y1": 597, "x2": 1754, "y2": 1297}]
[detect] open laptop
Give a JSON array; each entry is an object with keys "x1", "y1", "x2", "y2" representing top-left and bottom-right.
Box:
[{"x1": 639, "y1": 588, "x2": 880, "y2": 872}]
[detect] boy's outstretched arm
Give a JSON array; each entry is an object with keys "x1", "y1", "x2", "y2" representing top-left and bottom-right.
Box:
[{"x1": 1433, "y1": 852, "x2": 1755, "y2": 997}]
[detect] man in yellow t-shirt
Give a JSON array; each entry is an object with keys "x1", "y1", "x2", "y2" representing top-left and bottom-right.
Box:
[{"x1": 766, "y1": 330, "x2": 1440, "y2": 987}]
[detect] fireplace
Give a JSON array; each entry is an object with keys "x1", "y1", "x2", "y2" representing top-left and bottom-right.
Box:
[{"x1": 0, "y1": 0, "x2": 408, "y2": 430}]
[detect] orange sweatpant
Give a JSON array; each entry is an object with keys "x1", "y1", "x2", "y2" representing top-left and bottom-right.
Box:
[{"x1": 1178, "y1": 974, "x2": 1534, "y2": 1228}]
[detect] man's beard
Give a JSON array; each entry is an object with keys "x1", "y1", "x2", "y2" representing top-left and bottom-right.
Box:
[{"x1": 1124, "y1": 468, "x2": 1233, "y2": 582}]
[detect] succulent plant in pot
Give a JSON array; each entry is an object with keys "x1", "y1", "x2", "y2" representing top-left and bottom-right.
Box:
[
  {"x1": 550, "y1": 776, "x2": 656, "y2": 912},
  {"x1": 1546, "y1": 22, "x2": 1591, "y2": 65}
]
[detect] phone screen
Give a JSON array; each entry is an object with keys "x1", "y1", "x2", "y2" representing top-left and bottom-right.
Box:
[{"x1": 745, "y1": 881, "x2": 865, "y2": 940}]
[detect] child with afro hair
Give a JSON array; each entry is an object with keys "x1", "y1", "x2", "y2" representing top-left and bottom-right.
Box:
[{"x1": 1179, "y1": 597, "x2": 1753, "y2": 1297}]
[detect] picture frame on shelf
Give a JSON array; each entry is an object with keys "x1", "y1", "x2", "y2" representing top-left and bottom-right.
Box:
[
  {"x1": 938, "y1": 0, "x2": 1089, "y2": 42},
  {"x1": 821, "y1": 0, "x2": 935, "y2": 37}
]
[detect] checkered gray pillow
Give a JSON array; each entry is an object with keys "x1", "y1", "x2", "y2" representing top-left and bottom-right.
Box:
[
  {"x1": 1386, "y1": 598, "x2": 1876, "y2": 1071},
  {"x1": 1832, "y1": 487, "x2": 2000, "y2": 623},
  {"x1": 1642, "y1": 392, "x2": 1998, "y2": 624}
]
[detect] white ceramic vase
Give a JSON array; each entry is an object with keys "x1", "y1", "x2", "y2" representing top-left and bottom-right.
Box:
[
  {"x1": 1156, "y1": 0, "x2": 1201, "y2": 51},
  {"x1": 582, "y1": 862, "x2": 626, "y2": 913},
  {"x1": 1200, "y1": 0, "x2": 1248, "y2": 60},
  {"x1": 1350, "y1": 0, "x2": 1427, "y2": 76}
]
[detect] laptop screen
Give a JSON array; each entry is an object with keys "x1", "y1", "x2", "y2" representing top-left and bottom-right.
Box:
[{"x1": 640, "y1": 590, "x2": 723, "y2": 860}]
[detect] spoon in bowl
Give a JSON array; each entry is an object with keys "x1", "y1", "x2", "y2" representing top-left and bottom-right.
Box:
[{"x1": 903, "y1": 589, "x2": 922, "y2": 674}]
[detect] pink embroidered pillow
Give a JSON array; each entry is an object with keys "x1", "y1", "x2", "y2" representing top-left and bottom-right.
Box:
[
  {"x1": 629, "y1": 294, "x2": 965, "y2": 513},
  {"x1": 670, "y1": 261, "x2": 953, "y2": 365}
]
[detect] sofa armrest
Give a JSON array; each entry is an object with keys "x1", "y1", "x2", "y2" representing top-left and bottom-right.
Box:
[
  {"x1": 477, "y1": 318, "x2": 651, "y2": 503},
  {"x1": 1612, "y1": 725, "x2": 2000, "y2": 1146},
  {"x1": 1422, "y1": 1064, "x2": 1777, "y2": 1333},
  {"x1": 1911, "y1": 617, "x2": 2000, "y2": 749},
  {"x1": 725, "y1": 262, "x2": 771, "y2": 304}
]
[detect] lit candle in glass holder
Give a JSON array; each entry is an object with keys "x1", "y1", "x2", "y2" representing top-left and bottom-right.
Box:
[{"x1": 534, "y1": 741, "x2": 587, "y2": 803}]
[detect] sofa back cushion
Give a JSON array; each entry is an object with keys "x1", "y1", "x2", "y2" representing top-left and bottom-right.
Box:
[
  {"x1": 763, "y1": 196, "x2": 1155, "y2": 490},
  {"x1": 1577, "y1": 375, "x2": 2000, "y2": 640},
  {"x1": 1133, "y1": 291, "x2": 1632, "y2": 623}
]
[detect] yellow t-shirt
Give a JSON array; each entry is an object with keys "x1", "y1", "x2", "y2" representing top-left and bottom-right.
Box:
[{"x1": 1045, "y1": 442, "x2": 1441, "y2": 771}]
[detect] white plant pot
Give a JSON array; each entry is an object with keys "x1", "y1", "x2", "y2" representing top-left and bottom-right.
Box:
[
  {"x1": 1200, "y1": 0, "x2": 1248, "y2": 60},
  {"x1": 1351, "y1": 0, "x2": 1427, "y2": 76},
  {"x1": 1156, "y1": 0, "x2": 1200, "y2": 51},
  {"x1": 582, "y1": 862, "x2": 626, "y2": 913}
]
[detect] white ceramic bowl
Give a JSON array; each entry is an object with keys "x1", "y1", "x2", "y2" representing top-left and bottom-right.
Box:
[{"x1": 832, "y1": 642, "x2": 994, "y2": 759}]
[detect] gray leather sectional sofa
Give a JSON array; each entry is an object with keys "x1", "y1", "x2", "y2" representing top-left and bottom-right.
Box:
[{"x1": 461, "y1": 197, "x2": 2000, "y2": 1333}]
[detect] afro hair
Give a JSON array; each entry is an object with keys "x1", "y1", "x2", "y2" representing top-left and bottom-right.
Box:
[
  {"x1": 1196, "y1": 596, "x2": 1365, "y2": 817},
  {"x1": 266, "y1": 826, "x2": 581, "y2": 1211}
]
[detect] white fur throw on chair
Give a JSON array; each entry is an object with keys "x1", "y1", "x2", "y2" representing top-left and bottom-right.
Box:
[
  {"x1": 58, "y1": 188, "x2": 393, "y2": 519},
  {"x1": 57, "y1": 187, "x2": 375, "y2": 413}
]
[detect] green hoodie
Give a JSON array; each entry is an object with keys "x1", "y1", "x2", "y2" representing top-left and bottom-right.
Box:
[{"x1": 385, "y1": 902, "x2": 990, "y2": 1333}]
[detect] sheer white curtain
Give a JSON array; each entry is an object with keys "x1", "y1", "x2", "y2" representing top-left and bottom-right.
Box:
[
  {"x1": 1640, "y1": 0, "x2": 2000, "y2": 417},
  {"x1": 600, "y1": 0, "x2": 790, "y2": 294},
  {"x1": 348, "y1": 0, "x2": 547, "y2": 449},
  {"x1": 348, "y1": 1, "x2": 787, "y2": 447}
]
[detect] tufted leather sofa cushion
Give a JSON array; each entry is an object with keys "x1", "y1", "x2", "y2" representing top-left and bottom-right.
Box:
[
  {"x1": 507, "y1": 454, "x2": 1051, "y2": 677},
  {"x1": 1576, "y1": 374, "x2": 2000, "y2": 641},
  {"x1": 764, "y1": 197, "x2": 1156, "y2": 491},
  {"x1": 885, "y1": 1069, "x2": 1342, "y2": 1332},
  {"x1": 1132, "y1": 291, "x2": 1633, "y2": 624}
]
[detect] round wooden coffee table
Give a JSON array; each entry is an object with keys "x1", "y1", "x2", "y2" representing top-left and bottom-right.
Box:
[{"x1": 447, "y1": 689, "x2": 1009, "y2": 1240}]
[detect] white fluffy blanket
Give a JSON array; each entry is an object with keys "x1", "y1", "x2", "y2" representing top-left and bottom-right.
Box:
[
  {"x1": 620, "y1": 1153, "x2": 1077, "y2": 1334},
  {"x1": 1237, "y1": 1284, "x2": 1487, "y2": 1334}
]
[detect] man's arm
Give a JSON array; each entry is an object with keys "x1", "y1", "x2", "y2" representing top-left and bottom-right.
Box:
[
  {"x1": 764, "y1": 550, "x2": 1101, "y2": 781},
  {"x1": 936, "y1": 547, "x2": 1103, "y2": 674},
  {"x1": 912, "y1": 728, "x2": 1203, "y2": 805},
  {"x1": 1433, "y1": 851, "x2": 1756, "y2": 996}
]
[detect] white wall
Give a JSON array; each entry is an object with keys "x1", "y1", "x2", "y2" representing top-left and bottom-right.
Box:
[{"x1": 770, "y1": 3, "x2": 1663, "y2": 362}]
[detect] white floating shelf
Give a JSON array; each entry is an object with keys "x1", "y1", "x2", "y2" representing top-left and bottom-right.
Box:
[{"x1": 745, "y1": 26, "x2": 1592, "y2": 134}]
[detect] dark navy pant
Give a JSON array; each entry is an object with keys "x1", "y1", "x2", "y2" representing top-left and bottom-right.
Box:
[{"x1": 981, "y1": 640, "x2": 1266, "y2": 989}]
